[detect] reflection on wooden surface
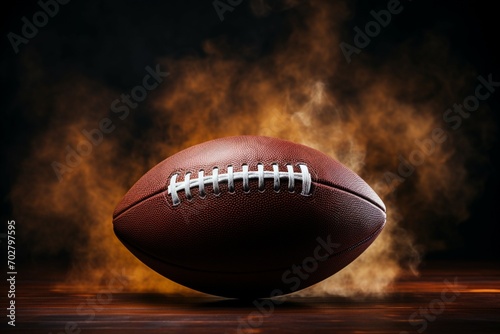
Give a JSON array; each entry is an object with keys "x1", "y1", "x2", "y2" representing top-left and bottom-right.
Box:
[{"x1": 2, "y1": 261, "x2": 499, "y2": 333}]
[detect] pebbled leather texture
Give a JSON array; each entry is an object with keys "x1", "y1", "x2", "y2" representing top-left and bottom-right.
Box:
[{"x1": 113, "y1": 136, "x2": 386, "y2": 298}]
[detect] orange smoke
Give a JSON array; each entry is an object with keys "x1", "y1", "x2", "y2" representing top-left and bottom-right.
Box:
[{"x1": 11, "y1": 0, "x2": 494, "y2": 297}]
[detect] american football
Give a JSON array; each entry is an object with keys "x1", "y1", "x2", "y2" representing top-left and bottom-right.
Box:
[{"x1": 113, "y1": 136, "x2": 386, "y2": 298}]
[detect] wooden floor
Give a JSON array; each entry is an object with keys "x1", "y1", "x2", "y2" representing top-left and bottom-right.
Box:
[{"x1": 2, "y1": 261, "x2": 499, "y2": 333}]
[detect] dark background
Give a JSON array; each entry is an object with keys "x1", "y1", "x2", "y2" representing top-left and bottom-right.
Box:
[{"x1": 1, "y1": 0, "x2": 499, "y2": 264}]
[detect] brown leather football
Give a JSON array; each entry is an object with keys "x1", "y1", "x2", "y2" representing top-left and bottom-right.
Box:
[{"x1": 113, "y1": 136, "x2": 386, "y2": 298}]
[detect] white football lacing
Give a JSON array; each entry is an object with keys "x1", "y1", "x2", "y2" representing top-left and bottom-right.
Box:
[{"x1": 167, "y1": 163, "x2": 312, "y2": 206}]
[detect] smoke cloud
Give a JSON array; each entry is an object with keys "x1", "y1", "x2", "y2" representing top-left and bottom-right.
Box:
[{"x1": 10, "y1": 0, "x2": 495, "y2": 297}]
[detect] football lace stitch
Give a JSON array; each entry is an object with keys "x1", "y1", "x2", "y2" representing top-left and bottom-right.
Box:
[{"x1": 168, "y1": 163, "x2": 311, "y2": 206}]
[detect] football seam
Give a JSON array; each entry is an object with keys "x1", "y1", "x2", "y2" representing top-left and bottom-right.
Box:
[
  {"x1": 315, "y1": 178, "x2": 386, "y2": 213},
  {"x1": 115, "y1": 220, "x2": 385, "y2": 276},
  {"x1": 113, "y1": 187, "x2": 166, "y2": 219},
  {"x1": 113, "y1": 178, "x2": 385, "y2": 220}
]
